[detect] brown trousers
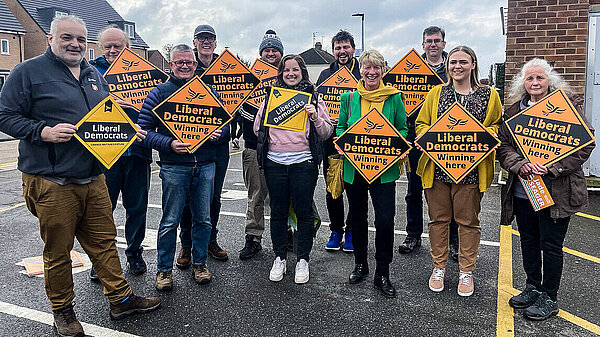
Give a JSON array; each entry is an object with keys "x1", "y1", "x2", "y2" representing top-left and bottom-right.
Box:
[
  {"x1": 22, "y1": 173, "x2": 132, "y2": 310},
  {"x1": 424, "y1": 180, "x2": 483, "y2": 272}
]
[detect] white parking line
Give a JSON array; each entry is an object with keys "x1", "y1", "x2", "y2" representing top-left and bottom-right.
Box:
[{"x1": 0, "y1": 300, "x2": 140, "y2": 337}]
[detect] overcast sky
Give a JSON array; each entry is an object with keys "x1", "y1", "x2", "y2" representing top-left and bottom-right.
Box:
[{"x1": 108, "y1": 0, "x2": 507, "y2": 80}]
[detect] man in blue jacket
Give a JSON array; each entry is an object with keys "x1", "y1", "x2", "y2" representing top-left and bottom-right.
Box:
[
  {"x1": 0, "y1": 15, "x2": 159, "y2": 336},
  {"x1": 90, "y1": 25, "x2": 153, "y2": 276},
  {"x1": 139, "y1": 43, "x2": 224, "y2": 291}
]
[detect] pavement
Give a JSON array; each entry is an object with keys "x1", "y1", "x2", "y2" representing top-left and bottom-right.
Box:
[{"x1": 0, "y1": 138, "x2": 598, "y2": 336}]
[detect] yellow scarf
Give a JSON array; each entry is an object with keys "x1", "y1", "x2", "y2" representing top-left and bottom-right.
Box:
[{"x1": 357, "y1": 79, "x2": 400, "y2": 116}]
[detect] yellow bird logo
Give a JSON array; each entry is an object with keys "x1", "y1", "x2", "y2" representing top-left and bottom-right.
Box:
[
  {"x1": 404, "y1": 60, "x2": 421, "y2": 72},
  {"x1": 447, "y1": 115, "x2": 468, "y2": 130},
  {"x1": 364, "y1": 118, "x2": 384, "y2": 133},
  {"x1": 185, "y1": 88, "x2": 205, "y2": 102},
  {"x1": 121, "y1": 59, "x2": 139, "y2": 71},
  {"x1": 334, "y1": 75, "x2": 350, "y2": 86},
  {"x1": 254, "y1": 69, "x2": 268, "y2": 77},
  {"x1": 541, "y1": 101, "x2": 565, "y2": 116},
  {"x1": 220, "y1": 60, "x2": 237, "y2": 72}
]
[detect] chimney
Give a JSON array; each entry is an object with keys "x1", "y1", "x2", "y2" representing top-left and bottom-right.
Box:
[{"x1": 315, "y1": 42, "x2": 322, "y2": 50}]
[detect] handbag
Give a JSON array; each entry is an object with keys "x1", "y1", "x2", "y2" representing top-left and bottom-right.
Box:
[{"x1": 325, "y1": 92, "x2": 353, "y2": 199}]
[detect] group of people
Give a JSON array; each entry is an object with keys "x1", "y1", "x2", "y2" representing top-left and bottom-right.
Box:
[{"x1": 0, "y1": 14, "x2": 594, "y2": 337}]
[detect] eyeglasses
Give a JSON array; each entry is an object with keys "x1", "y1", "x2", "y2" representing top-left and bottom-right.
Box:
[
  {"x1": 424, "y1": 39, "x2": 443, "y2": 45},
  {"x1": 195, "y1": 35, "x2": 215, "y2": 42},
  {"x1": 172, "y1": 60, "x2": 197, "y2": 67}
]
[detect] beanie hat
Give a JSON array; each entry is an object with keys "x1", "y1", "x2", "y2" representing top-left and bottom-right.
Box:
[{"x1": 259, "y1": 29, "x2": 284, "y2": 55}]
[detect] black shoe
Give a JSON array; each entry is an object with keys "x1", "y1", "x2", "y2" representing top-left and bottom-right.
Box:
[
  {"x1": 127, "y1": 255, "x2": 147, "y2": 275},
  {"x1": 398, "y1": 236, "x2": 421, "y2": 254},
  {"x1": 374, "y1": 274, "x2": 397, "y2": 298},
  {"x1": 287, "y1": 230, "x2": 294, "y2": 252},
  {"x1": 349, "y1": 264, "x2": 369, "y2": 284},
  {"x1": 523, "y1": 292, "x2": 558, "y2": 321},
  {"x1": 449, "y1": 241, "x2": 459, "y2": 262},
  {"x1": 89, "y1": 268, "x2": 99, "y2": 281},
  {"x1": 239, "y1": 236, "x2": 262, "y2": 260},
  {"x1": 509, "y1": 284, "x2": 541, "y2": 309}
]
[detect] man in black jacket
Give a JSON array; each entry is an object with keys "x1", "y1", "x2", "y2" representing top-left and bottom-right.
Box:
[
  {"x1": 0, "y1": 15, "x2": 159, "y2": 336},
  {"x1": 316, "y1": 30, "x2": 361, "y2": 253}
]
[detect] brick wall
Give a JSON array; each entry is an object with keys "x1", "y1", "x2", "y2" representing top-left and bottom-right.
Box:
[
  {"x1": 505, "y1": 0, "x2": 594, "y2": 103},
  {"x1": 0, "y1": 32, "x2": 23, "y2": 71}
]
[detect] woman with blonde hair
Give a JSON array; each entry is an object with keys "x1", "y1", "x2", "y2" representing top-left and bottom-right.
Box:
[{"x1": 416, "y1": 45, "x2": 502, "y2": 297}]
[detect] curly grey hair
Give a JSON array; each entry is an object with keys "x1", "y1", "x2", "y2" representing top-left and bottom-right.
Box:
[{"x1": 507, "y1": 58, "x2": 570, "y2": 104}]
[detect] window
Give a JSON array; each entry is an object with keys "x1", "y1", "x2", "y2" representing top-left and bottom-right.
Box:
[
  {"x1": 89, "y1": 48, "x2": 94, "y2": 60},
  {"x1": 0, "y1": 75, "x2": 5, "y2": 91},
  {"x1": 1, "y1": 40, "x2": 8, "y2": 55},
  {"x1": 124, "y1": 23, "x2": 135, "y2": 38},
  {"x1": 54, "y1": 10, "x2": 68, "y2": 18}
]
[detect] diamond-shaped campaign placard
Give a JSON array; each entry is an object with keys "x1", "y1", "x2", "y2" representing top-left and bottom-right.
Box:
[
  {"x1": 200, "y1": 48, "x2": 260, "y2": 113},
  {"x1": 263, "y1": 87, "x2": 311, "y2": 132},
  {"x1": 383, "y1": 48, "x2": 444, "y2": 117},
  {"x1": 74, "y1": 96, "x2": 137, "y2": 169},
  {"x1": 416, "y1": 102, "x2": 500, "y2": 184},
  {"x1": 505, "y1": 88, "x2": 595, "y2": 166},
  {"x1": 316, "y1": 67, "x2": 359, "y2": 119},
  {"x1": 246, "y1": 58, "x2": 278, "y2": 109},
  {"x1": 152, "y1": 76, "x2": 232, "y2": 153},
  {"x1": 103, "y1": 47, "x2": 169, "y2": 111},
  {"x1": 334, "y1": 108, "x2": 411, "y2": 184}
]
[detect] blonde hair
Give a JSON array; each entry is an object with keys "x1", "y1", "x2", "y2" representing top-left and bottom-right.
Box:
[
  {"x1": 358, "y1": 49, "x2": 386, "y2": 70},
  {"x1": 445, "y1": 45, "x2": 481, "y2": 89}
]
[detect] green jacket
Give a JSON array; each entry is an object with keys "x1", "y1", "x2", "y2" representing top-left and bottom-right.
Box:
[{"x1": 336, "y1": 91, "x2": 408, "y2": 184}]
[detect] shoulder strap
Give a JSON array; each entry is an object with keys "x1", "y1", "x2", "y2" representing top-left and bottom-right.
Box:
[{"x1": 348, "y1": 92, "x2": 354, "y2": 119}]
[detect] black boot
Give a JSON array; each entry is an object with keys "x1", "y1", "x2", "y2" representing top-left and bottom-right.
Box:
[
  {"x1": 349, "y1": 263, "x2": 369, "y2": 284},
  {"x1": 374, "y1": 274, "x2": 397, "y2": 298}
]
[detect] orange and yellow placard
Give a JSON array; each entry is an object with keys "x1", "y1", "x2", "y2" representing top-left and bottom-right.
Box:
[
  {"x1": 315, "y1": 67, "x2": 359, "y2": 119},
  {"x1": 334, "y1": 107, "x2": 411, "y2": 184},
  {"x1": 200, "y1": 49, "x2": 260, "y2": 113},
  {"x1": 518, "y1": 174, "x2": 554, "y2": 211},
  {"x1": 263, "y1": 87, "x2": 311, "y2": 132},
  {"x1": 74, "y1": 96, "x2": 138, "y2": 169},
  {"x1": 505, "y1": 88, "x2": 595, "y2": 166},
  {"x1": 383, "y1": 48, "x2": 444, "y2": 117},
  {"x1": 103, "y1": 47, "x2": 169, "y2": 111},
  {"x1": 246, "y1": 58, "x2": 278, "y2": 109},
  {"x1": 415, "y1": 102, "x2": 500, "y2": 183},
  {"x1": 152, "y1": 76, "x2": 232, "y2": 153}
]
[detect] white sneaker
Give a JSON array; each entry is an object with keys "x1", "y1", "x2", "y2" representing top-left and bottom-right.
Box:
[
  {"x1": 295, "y1": 259, "x2": 309, "y2": 284},
  {"x1": 458, "y1": 270, "x2": 474, "y2": 297},
  {"x1": 269, "y1": 257, "x2": 286, "y2": 282},
  {"x1": 429, "y1": 267, "x2": 445, "y2": 292}
]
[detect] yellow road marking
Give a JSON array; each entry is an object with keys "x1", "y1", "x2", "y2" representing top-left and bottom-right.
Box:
[
  {"x1": 510, "y1": 229, "x2": 599, "y2": 265},
  {"x1": 0, "y1": 202, "x2": 25, "y2": 213},
  {"x1": 497, "y1": 225, "x2": 514, "y2": 337},
  {"x1": 575, "y1": 212, "x2": 600, "y2": 222},
  {"x1": 0, "y1": 161, "x2": 17, "y2": 168}
]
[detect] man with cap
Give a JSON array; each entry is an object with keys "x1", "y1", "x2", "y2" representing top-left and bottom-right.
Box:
[
  {"x1": 238, "y1": 29, "x2": 283, "y2": 259},
  {"x1": 316, "y1": 30, "x2": 361, "y2": 253},
  {"x1": 176, "y1": 24, "x2": 231, "y2": 269}
]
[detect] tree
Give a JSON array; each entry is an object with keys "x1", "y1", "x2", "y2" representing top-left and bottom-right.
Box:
[
  {"x1": 162, "y1": 43, "x2": 174, "y2": 61},
  {"x1": 236, "y1": 53, "x2": 252, "y2": 68}
]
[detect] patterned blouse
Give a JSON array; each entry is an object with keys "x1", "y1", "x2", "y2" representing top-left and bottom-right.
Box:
[{"x1": 433, "y1": 85, "x2": 491, "y2": 185}]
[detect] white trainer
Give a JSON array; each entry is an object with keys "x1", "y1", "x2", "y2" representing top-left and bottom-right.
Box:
[
  {"x1": 294, "y1": 259, "x2": 309, "y2": 284},
  {"x1": 269, "y1": 257, "x2": 286, "y2": 282},
  {"x1": 458, "y1": 270, "x2": 474, "y2": 297}
]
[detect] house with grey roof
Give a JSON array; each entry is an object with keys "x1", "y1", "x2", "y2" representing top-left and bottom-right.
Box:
[
  {"x1": 299, "y1": 42, "x2": 335, "y2": 83},
  {"x1": 2, "y1": 0, "x2": 149, "y2": 61},
  {"x1": 0, "y1": 0, "x2": 25, "y2": 90}
]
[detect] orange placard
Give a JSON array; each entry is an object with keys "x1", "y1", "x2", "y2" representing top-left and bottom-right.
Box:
[
  {"x1": 246, "y1": 59, "x2": 278, "y2": 109},
  {"x1": 152, "y1": 76, "x2": 232, "y2": 153},
  {"x1": 334, "y1": 108, "x2": 411, "y2": 184},
  {"x1": 518, "y1": 174, "x2": 554, "y2": 211},
  {"x1": 383, "y1": 49, "x2": 444, "y2": 117},
  {"x1": 415, "y1": 102, "x2": 500, "y2": 183},
  {"x1": 505, "y1": 88, "x2": 595, "y2": 166},
  {"x1": 200, "y1": 49, "x2": 260, "y2": 113},
  {"x1": 103, "y1": 47, "x2": 169, "y2": 111},
  {"x1": 315, "y1": 67, "x2": 359, "y2": 118}
]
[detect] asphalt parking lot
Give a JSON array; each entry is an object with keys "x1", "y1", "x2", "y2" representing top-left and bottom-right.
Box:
[{"x1": 0, "y1": 139, "x2": 598, "y2": 336}]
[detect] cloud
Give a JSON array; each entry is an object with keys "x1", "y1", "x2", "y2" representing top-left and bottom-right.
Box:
[{"x1": 108, "y1": 0, "x2": 506, "y2": 78}]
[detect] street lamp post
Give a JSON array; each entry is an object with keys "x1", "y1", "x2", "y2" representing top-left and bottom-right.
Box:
[{"x1": 352, "y1": 13, "x2": 364, "y2": 53}]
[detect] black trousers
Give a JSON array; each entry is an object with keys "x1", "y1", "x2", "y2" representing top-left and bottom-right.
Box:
[
  {"x1": 345, "y1": 171, "x2": 395, "y2": 277},
  {"x1": 513, "y1": 197, "x2": 570, "y2": 301},
  {"x1": 322, "y1": 136, "x2": 350, "y2": 234}
]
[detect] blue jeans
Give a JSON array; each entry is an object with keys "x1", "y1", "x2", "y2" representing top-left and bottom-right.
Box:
[
  {"x1": 264, "y1": 159, "x2": 318, "y2": 261},
  {"x1": 104, "y1": 155, "x2": 150, "y2": 259},
  {"x1": 180, "y1": 142, "x2": 229, "y2": 246},
  {"x1": 157, "y1": 163, "x2": 215, "y2": 271}
]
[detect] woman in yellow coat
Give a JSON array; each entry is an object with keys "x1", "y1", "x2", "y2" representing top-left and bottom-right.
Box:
[{"x1": 416, "y1": 45, "x2": 502, "y2": 297}]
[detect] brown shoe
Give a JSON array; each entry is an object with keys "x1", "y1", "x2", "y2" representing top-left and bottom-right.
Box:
[
  {"x1": 176, "y1": 247, "x2": 192, "y2": 269},
  {"x1": 53, "y1": 303, "x2": 84, "y2": 336},
  {"x1": 109, "y1": 294, "x2": 161, "y2": 320},
  {"x1": 208, "y1": 241, "x2": 228, "y2": 261},
  {"x1": 155, "y1": 271, "x2": 173, "y2": 291},
  {"x1": 193, "y1": 264, "x2": 212, "y2": 284}
]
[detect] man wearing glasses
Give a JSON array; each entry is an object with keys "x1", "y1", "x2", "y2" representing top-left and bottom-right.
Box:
[
  {"x1": 138, "y1": 44, "x2": 222, "y2": 290},
  {"x1": 399, "y1": 26, "x2": 459, "y2": 262}
]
